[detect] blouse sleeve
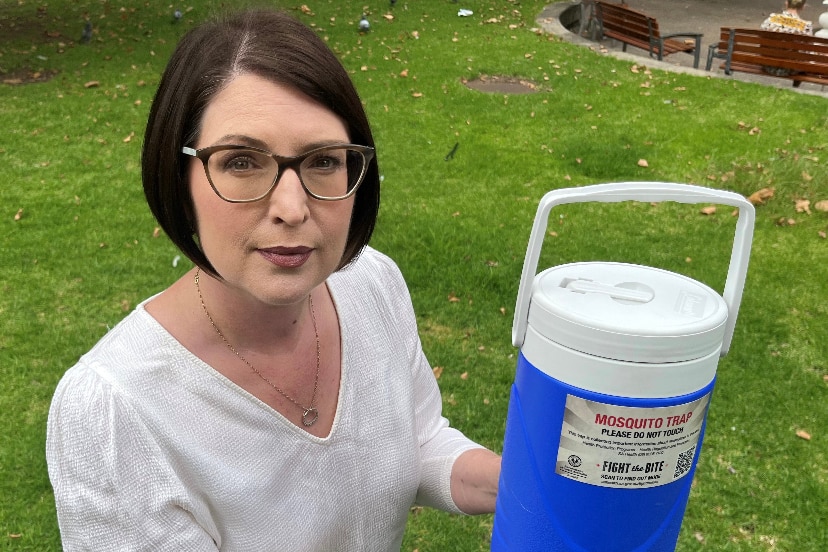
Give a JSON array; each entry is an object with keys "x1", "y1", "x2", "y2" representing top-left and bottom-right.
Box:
[
  {"x1": 368, "y1": 250, "x2": 484, "y2": 513},
  {"x1": 46, "y1": 362, "x2": 219, "y2": 551}
]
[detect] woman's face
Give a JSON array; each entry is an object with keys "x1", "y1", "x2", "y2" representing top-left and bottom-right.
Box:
[{"x1": 189, "y1": 73, "x2": 355, "y2": 307}]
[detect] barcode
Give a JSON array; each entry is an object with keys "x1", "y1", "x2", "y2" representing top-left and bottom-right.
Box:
[{"x1": 673, "y1": 446, "x2": 696, "y2": 479}]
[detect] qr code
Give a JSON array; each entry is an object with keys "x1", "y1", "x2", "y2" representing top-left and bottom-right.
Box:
[{"x1": 673, "y1": 446, "x2": 696, "y2": 479}]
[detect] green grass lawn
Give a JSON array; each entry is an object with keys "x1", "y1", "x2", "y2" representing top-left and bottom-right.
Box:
[{"x1": 1, "y1": 0, "x2": 826, "y2": 550}]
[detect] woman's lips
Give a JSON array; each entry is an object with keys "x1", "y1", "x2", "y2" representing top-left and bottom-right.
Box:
[{"x1": 258, "y1": 246, "x2": 313, "y2": 268}]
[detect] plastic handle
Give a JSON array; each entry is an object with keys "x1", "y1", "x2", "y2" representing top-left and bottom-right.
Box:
[{"x1": 512, "y1": 182, "x2": 755, "y2": 357}]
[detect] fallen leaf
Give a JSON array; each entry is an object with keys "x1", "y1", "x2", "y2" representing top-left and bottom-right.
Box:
[
  {"x1": 819, "y1": 230, "x2": 826, "y2": 239},
  {"x1": 84, "y1": 80, "x2": 100, "y2": 88},
  {"x1": 123, "y1": 131, "x2": 134, "y2": 143},
  {"x1": 499, "y1": 307, "x2": 507, "y2": 315},
  {"x1": 152, "y1": 227, "x2": 161, "y2": 238},
  {"x1": 637, "y1": 159, "x2": 649, "y2": 167},
  {"x1": 802, "y1": 171, "x2": 813, "y2": 182},
  {"x1": 432, "y1": 366, "x2": 443, "y2": 379},
  {"x1": 700, "y1": 205, "x2": 717, "y2": 215},
  {"x1": 795, "y1": 199, "x2": 811, "y2": 214},
  {"x1": 14, "y1": 208, "x2": 23, "y2": 221},
  {"x1": 748, "y1": 127, "x2": 760, "y2": 135},
  {"x1": 383, "y1": 14, "x2": 394, "y2": 21},
  {"x1": 448, "y1": 293, "x2": 460, "y2": 303},
  {"x1": 411, "y1": 92, "x2": 423, "y2": 98},
  {"x1": 748, "y1": 187, "x2": 774, "y2": 205},
  {"x1": 694, "y1": 532, "x2": 705, "y2": 543},
  {"x1": 399, "y1": 68, "x2": 409, "y2": 77},
  {"x1": 795, "y1": 429, "x2": 811, "y2": 441},
  {"x1": 299, "y1": 5, "x2": 313, "y2": 15},
  {"x1": 460, "y1": 372, "x2": 468, "y2": 380},
  {"x1": 814, "y1": 200, "x2": 828, "y2": 212}
]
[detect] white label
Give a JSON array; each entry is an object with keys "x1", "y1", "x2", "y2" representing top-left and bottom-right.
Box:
[{"x1": 555, "y1": 393, "x2": 711, "y2": 488}]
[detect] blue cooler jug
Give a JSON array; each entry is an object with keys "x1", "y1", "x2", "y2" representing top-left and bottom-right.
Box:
[{"x1": 492, "y1": 182, "x2": 755, "y2": 552}]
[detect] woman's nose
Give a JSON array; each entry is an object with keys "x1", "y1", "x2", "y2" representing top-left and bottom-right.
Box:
[{"x1": 267, "y1": 167, "x2": 310, "y2": 225}]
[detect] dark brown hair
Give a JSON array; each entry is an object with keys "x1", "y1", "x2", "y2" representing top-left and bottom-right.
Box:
[{"x1": 142, "y1": 9, "x2": 380, "y2": 276}]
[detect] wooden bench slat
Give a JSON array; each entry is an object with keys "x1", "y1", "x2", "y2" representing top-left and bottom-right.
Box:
[
  {"x1": 594, "y1": 1, "x2": 702, "y2": 68},
  {"x1": 706, "y1": 27, "x2": 828, "y2": 87}
]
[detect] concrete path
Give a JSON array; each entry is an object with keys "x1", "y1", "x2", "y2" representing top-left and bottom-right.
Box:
[{"x1": 537, "y1": 0, "x2": 828, "y2": 97}]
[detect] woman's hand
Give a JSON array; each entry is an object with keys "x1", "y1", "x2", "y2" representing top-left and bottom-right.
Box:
[{"x1": 450, "y1": 448, "x2": 502, "y2": 514}]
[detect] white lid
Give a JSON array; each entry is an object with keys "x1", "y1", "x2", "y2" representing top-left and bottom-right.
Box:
[{"x1": 528, "y1": 262, "x2": 728, "y2": 363}]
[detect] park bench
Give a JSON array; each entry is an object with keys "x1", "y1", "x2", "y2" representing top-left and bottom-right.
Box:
[
  {"x1": 592, "y1": 2, "x2": 702, "y2": 68},
  {"x1": 706, "y1": 27, "x2": 828, "y2": 88}
]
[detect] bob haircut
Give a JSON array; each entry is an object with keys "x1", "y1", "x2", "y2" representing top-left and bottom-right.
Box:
[{"x1": 142, "y1": 9, "x2": 380, "y2": 276}]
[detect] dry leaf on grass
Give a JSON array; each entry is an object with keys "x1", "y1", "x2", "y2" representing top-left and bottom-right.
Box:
[
  {"x1": 637, "y1": 159, "x2": 649, "y2": 167},
  {"x1": 14, "y1": 208, "x2": 23, "y2": 221},
  {"x1": 700, "y1": 206, "x2": 717, "y2": 215},
  {"x1": 795, "y1": 429, "x2": 811, "y2": 441},
  {"x1": 795, "y1": 199, "x2": 811, "y2": 214},
  {"x1": 815, "y1": 200, "x2": 828, "y2": 212},
  {"x1": 432, "y1": 366, "x2": 443, "y2": 379},
  {"x1": 748, "y1": 187, "x2": 774, "y2": 205}
]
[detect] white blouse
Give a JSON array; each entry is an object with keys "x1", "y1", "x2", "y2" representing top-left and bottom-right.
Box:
[{"x1": 47, "y1": 247, "x2": 482, "y2": 551}]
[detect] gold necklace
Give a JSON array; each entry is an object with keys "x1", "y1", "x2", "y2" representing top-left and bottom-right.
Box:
[{"x1": 194, "y1": 268, "x2": 321, "y2": 427}]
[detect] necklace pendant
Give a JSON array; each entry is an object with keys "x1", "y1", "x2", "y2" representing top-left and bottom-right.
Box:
[{"x1": 302, "y1": 407, "x2": 319, "y2": 427}]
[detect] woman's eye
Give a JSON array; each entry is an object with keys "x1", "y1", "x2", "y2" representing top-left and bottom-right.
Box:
[
  {"x1": 228, "y1": 157, "x2": 254, "y2": 171},
  {"x1": 214, "y1": 151, "x2": 268, "y2": 174},
  {"x1": 307, "y1": 154, "x2": 343, "y2": 171}
]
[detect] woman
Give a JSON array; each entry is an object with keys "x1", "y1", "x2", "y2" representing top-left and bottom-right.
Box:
[
  {"x1": 761, "y1": 0, "x2": 814, "y2": 36},
  {"x1": 760, "y1": 0, "x2": 814, "y2": 78},
  {"x1": 46, "y1": 9, "x2": 500, "y2": 551}
]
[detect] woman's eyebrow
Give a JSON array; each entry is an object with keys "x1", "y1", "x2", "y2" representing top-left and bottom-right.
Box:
[{"x1": 209, "y1": 135, "x2": 352, "y2": 152}]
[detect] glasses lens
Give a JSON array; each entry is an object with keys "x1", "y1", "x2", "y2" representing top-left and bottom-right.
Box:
[
  {"x1": 205, "y1": 148, "x2": 278, "y2": 202},
  {"x1": 299, "y1": 147, "x2": 367, "y2": 199}
]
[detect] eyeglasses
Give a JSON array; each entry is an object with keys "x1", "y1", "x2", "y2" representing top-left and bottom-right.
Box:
[{"x1": 182, "y1": 143, "x2": 375, "y2": 203}]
